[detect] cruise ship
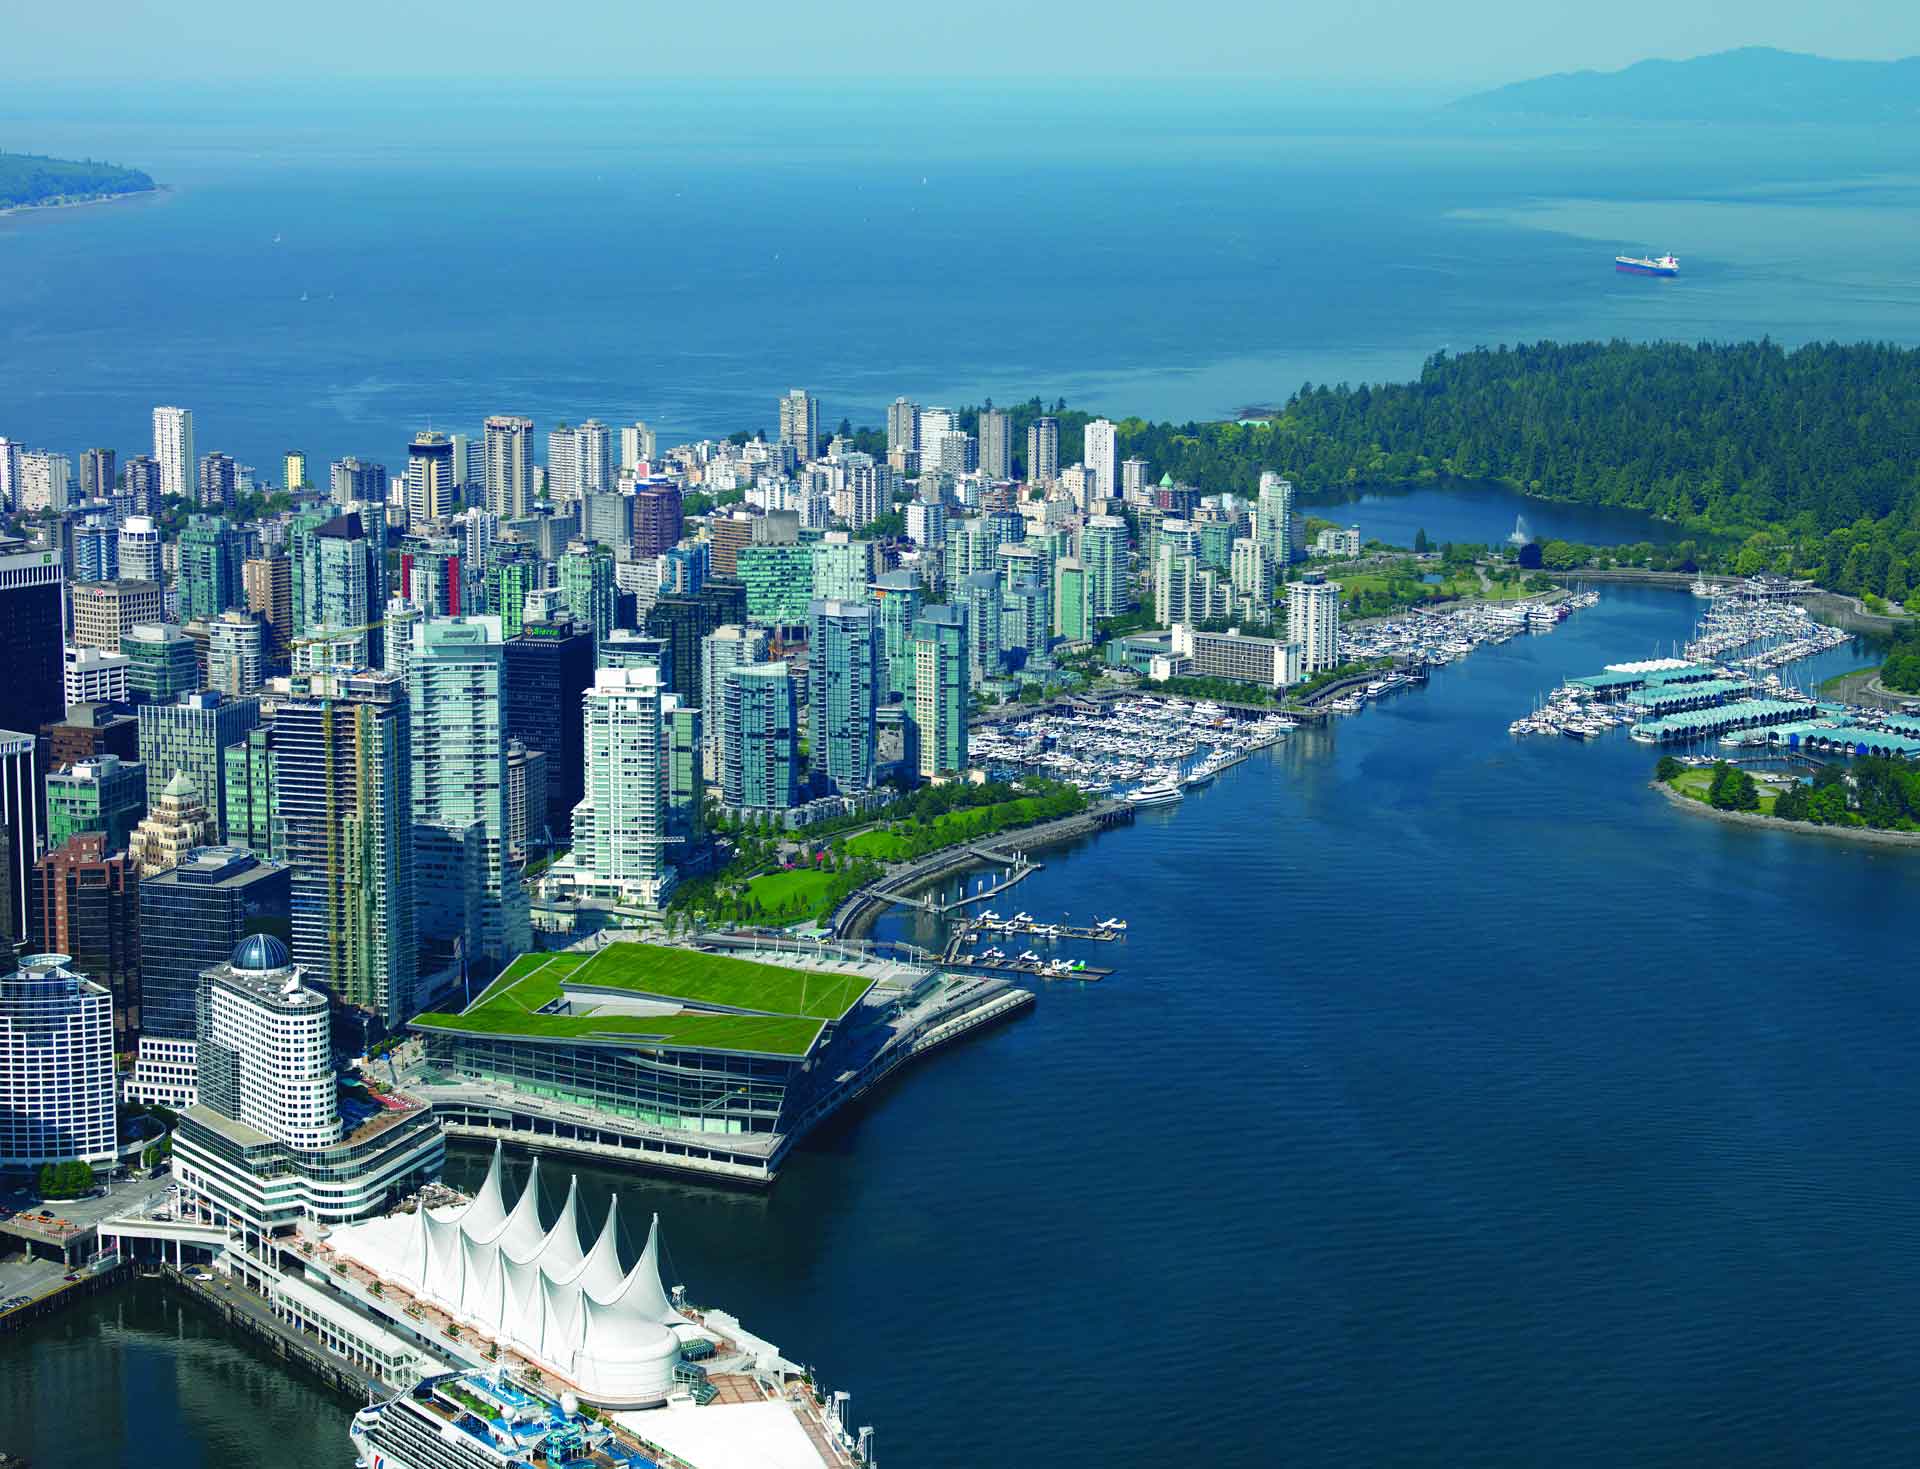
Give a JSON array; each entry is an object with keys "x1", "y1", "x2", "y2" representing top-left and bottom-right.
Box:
[{"x1": 1615, "y1": 252, "x2": 1680, "y2": 277}]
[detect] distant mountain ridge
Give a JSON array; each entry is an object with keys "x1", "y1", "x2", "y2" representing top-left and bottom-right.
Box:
[{"x1": 1454, "y1": 46, "x2": 1920, "y2": 123}]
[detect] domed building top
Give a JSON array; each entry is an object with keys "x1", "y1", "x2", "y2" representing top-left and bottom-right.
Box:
[{"x1": 230, "y1": 933, "x2": 291, "y2": 973}]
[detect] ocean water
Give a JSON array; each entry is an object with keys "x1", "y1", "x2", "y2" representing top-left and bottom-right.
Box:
[
  {"x1": 9, "y1": 586, "x2": 1920, "y2": 1466},
  {"x1": 5, "y1": 85, "x2": 1920, "y2": 474}
]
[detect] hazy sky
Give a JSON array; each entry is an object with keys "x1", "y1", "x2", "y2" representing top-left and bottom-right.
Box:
[{"x1": 10, "y1": 0, "x2": 1920, "y2": 88}]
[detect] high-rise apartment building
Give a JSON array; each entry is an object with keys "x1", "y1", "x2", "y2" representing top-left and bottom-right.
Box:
[
  {"x1": 28, "y1": 834, "x2": 140, "y2": 1046},
  {"x1": 0, "y1": 953, "x2": 117, "y2": 1170},
  {"x1": 1054, "y1": 557, "x2": 1093, "y2": 643},
  {"x1": 80, "y1": 447, "x2": 116, "y2": 502},
  {"x1": 959, "y1": 572, "x2": 1003, "y2": 680},
  {"x1": 558, "y1": 541, "x2": 615, "y2": 647},
  {"x1": 121, "y1": 454, "x2": 162, "y2": 516},
  {"x1": 1084, "y1": 419, "x2": 1118, "y2": 503},
  {"x1": 0, "y1": 438, "x2": 19, "y2": 511},
  {"x1": 207, "y1": 609, "x2": 266, "y2": 696},
  {"x1": 722, "y1": 662, "x2": 799, "y2": 812},
  {"x1": 779, "y1": 389, "x2": 821, "y2": 460},
  {"x1": 406, "y1": 431, "x2": 456, "y2": 529},
  {"x1": 243, "y1": 551, "x2": 293, "y2": 661},
  {"x1": 887, "y1": 397, "x2": 920, "y2": 455},
  {"x1": 118, "y1": 515, "x2": 163, "y2": 583},
  {"x1": 1027, "y1": 417, "x2": 1060, "y2": 486},
  {"x1": 870, "y1": 570, "x2": 923, "y2": 702},
  {"x1": 330, "y1": 456, "x2": 388, "y2": 507},
  {"x1": 504, "y1": 740, "x2": 546, "y2": 867},
  {"x1": 1286, "y1": 572, "x2": 1341, "y2": 673},
  {"x1": 178, "y1": 513, "x2": 246, "y2": 620},
  {"x1": 480, "y1": 414, "x2": 533, "y2": 518},
  {"x1": 1258, "y1": 472, "x2": 1304, "y2": 567},
  {"x1": 223, "y1": 725, "x2": 279, "y2": 863},
  {"x1": 618, "y1": 421, "x2": 656, "y2": 471},
  {"x1": 276, "y1": 670, "x2": 415, "y2": 1029},
  {"x1": 632, "y1": 484, "x2": 684, "y2": 559},
  {"x1": 138, "y1": 690, "x2": 260, "y2": 840},
  {"x1": 0, "y1": 537, "x2": 66, "y2": 739},
  {"x1": 1231, "y1": 537, "x2": 1276, "y2": 618},
  {"x1": 17, "y1": 451, "x2": 70, "y2": 513},
  {"x1": 152, "y1": 406, "x2": 194, "y2": 498},
  {"x1": 1081, "y1": 515, "x2": 1130, "y2": 619},
  {"x1": 807, "y1": 598, "x2": 878, "y2": 795},
  {"x1": 297, "y1": 509, "x2": 384, "y2": 672},
  {"x1": 978, "y1": 407, "x2": 1011, "y2": 480},
  {"x1": 196, "y1": 450, "x2": 238, "y2": 510},
  {"x1": 700, "y1": 625, "x2": 769, "y2": 779},
  {"x1": 283, "y1": 449, "x2": 308, "y2": 490},
  {"x1": 566, "y1": 667, "x2": 675, "y2": 907},
  {"x1": 912, "y1": 605, "x2": 970, "y2": 778},
  {"x1": 409, "y1": 618, "x2": 529, "y2": 974}
]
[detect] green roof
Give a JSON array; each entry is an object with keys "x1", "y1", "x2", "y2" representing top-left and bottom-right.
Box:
[{"x1": 410, "y1": 943, "x2": 875, "y2": 1058}]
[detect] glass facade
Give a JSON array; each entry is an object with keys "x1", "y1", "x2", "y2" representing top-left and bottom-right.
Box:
[
  {"x1": 736, "y1": 543, "x2": 814, "y2": 627},
  {"x1": 807, "y1": 599, "x2": 878, "y2": 795},
  {"x1": 138, "y1": 847, "x2": 292, "y2": 1042},
  {"x1": 723, "y1": 663, "x2": 799, "y2": 811}
]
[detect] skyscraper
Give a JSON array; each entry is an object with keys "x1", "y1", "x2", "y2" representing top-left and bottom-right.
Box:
[
  {"x1": 912, "y1": 605, "x2": 970, "y2": 778},
  {"x1": 121, "y1": 622, "x2": 200, "y2": 706},
  {"x1": 130, "y1": 845, "x2": 290, "y2": 1100},
  {"x1": 959, "y1": 572, "x2": 1003, "y2": 680},
  {"x1": 618, "y1": 421, "x2": 656, "y2": 471},
  {"x1": 722, "y1": 662, "x2": 799, "y2": 812},
  {"x1": 153, "y1": 405, "x2": 194, "y2": 499},
  {"x1": 779, "y1": 388, "x2": 821, "y2": 461},
  {"x1": 503, "y1": 610, "x2": 595, "y2": 845},
  {"x1": 196, "y1": 450, "x2": 238, "y2": 510},
  {"x1": 137, "y1": 690, "x2": 260, "y2": 840},
  {"x1": 1231, "y1": 536, "x2": 1276, "y2": 619},
  {"x1": 0, "y1": 954, "x2": 117, "y2": 1171},
  {"x1": 121, "y1": 454, "x2": 162, "y2": 516},
  {"x1": 70, "y1": 578, "x2": 163, "y2": 653},
  {"x1": 28, "y1": 834, "x2": 140, "y2": 1047},
  {"x1": 558, "y1": 540, "x2": 615, "y2": 647},
  {"x1": 177, "y1": 513, "x2": 245, "y2": 620},
  {"x1": 1081, "y1": 515, "x2": 1131, "y2": 619},
  {"x1": 276, "y1": 670, "x2": 415, "y2": 1028},
  {"x1": 484, "y1": 415, "x2": 535, "y2": 519},
  {"x1": 1084, "y1": 418, "x2": 1118, "y2": 503},
  {"x1": 407, "y1": 431, "x2": 456, "y2": 529},
  {"x1": 568, "y1": 667, "x2": 675, "y2": 907},
  {"x1": 870, "y1": 569, "x2": 923, "y2": 702},
  {"x1": 1287, "y1": 572, "x2": 1341, "y2": 673},
  {"x1": 1054, "y1": 557, "x2": 1093, "y2": 643},
  {"x1": 283, "y1": 449, "x2": 308, "y2": 490},
  {"x1": 0, "y1": 730, "x2": 41, "y2": 944},
  {"x1": 978, "y1": 407, "x2": 1011, "y2": 479},
  {"x1": 79, "y1": 447, "x2": 116, "y2": 502},
  {"x1": 700, "y1": 625, "x2": 769, "y2": 779},
  {"x1": 297, "y1": 509, "x2": 384, "y2": 672},
  {"x1": 118, "y1": 515, "x2": 163, "y2": 583},
  {"x1": 1027, "y1": 417, "x2": 1060, "y2": 486},
  {"x1": 575, "y1": 419, "x2": 612, "y2": 495},
  {"x1": 330, "y1": 456, "x2": 388, "y2": 507},
  {"x1": 409, "y1": 617, "x2": 529, "y2": 974},
  {"x1": 807, "y1": 598, "x2": 879, "y2": 795},
  {"x1": 1258, "y1": 472, "x2": 1304, "y2": 567},
  {"x1": 887, "y1": 397, "x2": 920, "y2": 455},
  {"x1": 0, "y1": 536, "x2": 66, "y2": 739},
  {"x1": 222, "y1": 725, "x2": 279, "y2": 862},
  {"x1": 206, "y1": 610, "x2": 265, "y2": 696},
  {"x1": 243, "y1": 551, "x2": 293, "y2": 661},
  {"x1": 632, "y1": 484, "x2": 684, "y2": 559}
]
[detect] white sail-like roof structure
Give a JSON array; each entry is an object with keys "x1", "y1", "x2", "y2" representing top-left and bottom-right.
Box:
[{"x1": 327, "y1": 1143, "x2": 688, "y2": 1405}]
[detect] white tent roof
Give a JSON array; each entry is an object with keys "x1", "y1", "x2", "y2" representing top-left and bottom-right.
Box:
[{"x1": 327, "y1": 1150, "x2": 682, "y2": 1405}]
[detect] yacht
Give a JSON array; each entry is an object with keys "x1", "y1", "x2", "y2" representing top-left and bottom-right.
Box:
[{"x1": 1127, "y1": 781, "x2": 1183, "y2": 807}]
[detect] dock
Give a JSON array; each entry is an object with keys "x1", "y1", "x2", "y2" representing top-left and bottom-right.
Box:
[{"x1": 941, "y1": 953, "x2": 1113, "y2": 982}]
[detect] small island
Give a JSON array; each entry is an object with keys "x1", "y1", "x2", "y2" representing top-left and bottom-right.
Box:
[{"x1": 0, "y1": 150, "x2": 156, "y2": 215}]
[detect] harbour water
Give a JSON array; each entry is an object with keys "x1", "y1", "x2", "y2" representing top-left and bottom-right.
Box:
[{"x1": 10, "y1": 584, "x2": 1920, "y2": 1466}]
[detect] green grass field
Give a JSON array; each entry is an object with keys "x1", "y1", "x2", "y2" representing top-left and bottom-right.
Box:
[
  {"x1": 841, "y1": 795, "x2": 1065, "y2": 863},
  {"x1": 410, "y1": 940, "x2": 874, "y2": 1056},
  {"x1": 1669, "y1": 767, "x2": 1779, "y2": 815},
  {"x1": 741, "y1": 867, "x2": 841, "y2": 920}
]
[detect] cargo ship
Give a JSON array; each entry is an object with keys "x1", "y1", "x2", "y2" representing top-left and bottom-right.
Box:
[{"x1": 1615, "y1": 252, "x2": 1680, "y2": 278}]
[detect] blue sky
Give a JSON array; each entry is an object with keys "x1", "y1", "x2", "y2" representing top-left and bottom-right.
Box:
[{"x1": 9, "y1": 0, "x2": 1920, "y2": 88}]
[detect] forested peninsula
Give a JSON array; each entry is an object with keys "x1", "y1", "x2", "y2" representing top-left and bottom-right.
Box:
[
  {"x1": 0, "y1": 150, "x2": 156, "y2": 212},
  {"x1": 914, "y1": 341, "x2": 1920, "y2": 610}
]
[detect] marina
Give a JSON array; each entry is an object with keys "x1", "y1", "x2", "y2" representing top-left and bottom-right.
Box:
[{"x1": 969, "y1": 694, "x2": 1297, "y2": 795}]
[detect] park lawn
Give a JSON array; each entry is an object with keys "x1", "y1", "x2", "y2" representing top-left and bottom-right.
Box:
[
  {"x1": 742, "y1": 866, "x2": 844, "y2": 921},
  {"x1": 1668, "y1": 767, "x2": 1779, "y2": 815},
  {"x1": 841, "y1": 796, "x2": 1064, "y2": 863}
]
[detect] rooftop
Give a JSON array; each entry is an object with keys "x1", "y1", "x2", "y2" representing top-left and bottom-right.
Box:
[{"x1": 410, "y1": 942, "x2": 876, "y2": 1058}]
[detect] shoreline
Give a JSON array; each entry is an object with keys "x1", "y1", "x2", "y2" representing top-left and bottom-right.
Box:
[
  {"x1": 0, "y1": 186, "x2": 160, "y2": 220},
  {"x1": 1649, "y1": 779, "x2": 1920, "y2": 851}
]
